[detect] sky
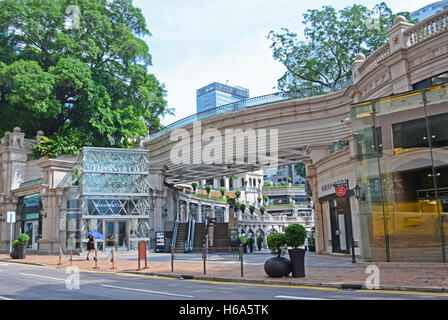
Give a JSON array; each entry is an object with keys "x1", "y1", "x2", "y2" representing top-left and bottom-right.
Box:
[{"x1": 133, "y1": 0, "x2": 435, "y2": 125}]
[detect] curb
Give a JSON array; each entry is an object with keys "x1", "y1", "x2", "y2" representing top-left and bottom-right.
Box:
[{"x1": 2, "y1": 259, "x2": 448, "y2": 294}]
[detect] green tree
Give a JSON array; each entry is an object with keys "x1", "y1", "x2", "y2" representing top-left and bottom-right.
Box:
[
  {"x1": 294, "y1": 162, "x2": 306, "y2": 177},
  {"x1": 0, "y1": 0, "x2": 173, "y2": 157},
  {"x1": 267, "y1": 2, "x2": 413, "y2": 93}
]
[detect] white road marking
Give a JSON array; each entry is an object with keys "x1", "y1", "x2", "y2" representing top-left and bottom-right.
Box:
[
  {"x1": 275, "y1": 295, "x2": 334, "y2": 300},
  {"x1": 101, "y1": 284, "x2": 194, "y2": 298},
  {"x1": 20, "y1": 273, "x2": 67, "y2": 282}
]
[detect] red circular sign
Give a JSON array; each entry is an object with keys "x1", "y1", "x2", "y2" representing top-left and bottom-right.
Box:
[{"x1": 336, "y1": 186, "x2": 346, "y2": 197}]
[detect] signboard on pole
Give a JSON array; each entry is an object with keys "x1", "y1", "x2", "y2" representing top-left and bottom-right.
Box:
[
  {"x1": 155, "y1": 231, "x2": 165, "y2": 253},
  {"x1": 7, "y1": 211, "x2": 16, "y2": 223}
]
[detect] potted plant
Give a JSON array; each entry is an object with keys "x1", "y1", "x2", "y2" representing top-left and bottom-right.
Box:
[
  {"x1": 247, "y1": 237, "x2": 255, "y2": 253},
  {"x1": 287, "y1": 177, "x2": 292, "y2": 186},
  {"x1": 260, "y1": 206, "x2": 266, "y2": 215},
  {"x1": 220, "y1": 188, "x2": 226, "y2": 198},
  {"x1": 239, "y1": 203, "x2": 246, "y2": 214},
  {"x1": 191, "y1": 182, "x2": 198, "y2": 193},
  {"x1": 249, "y1": 205, "x2": 256, "y2": 215},
  {"x1": 10, "y1": 233, "x2": 30, "y2": 259},
  {"x1": 234, "y1": 190, "x2": 241, "y2": 200},
  {"x1": 257, "y1": 236, "x2": 264, "y2": 251},
  {"x1": 264, "y1": 233, "x2": 291, "y2": 278},
  {"x1": 264, "y1": 196, "x2": 269, "y2": 204},
  {"x1": 205, "y1": 185, "x2": 212, "y2": 196},
  {"x1": 285, "y1": 224, "x2": 307, "y2": 277},
  {"x1": 257, "y1": 197, "x2": 262, "y2": 205},
  {"x1": 239, "y1": 236, "x2": 248, "y2": 253}
]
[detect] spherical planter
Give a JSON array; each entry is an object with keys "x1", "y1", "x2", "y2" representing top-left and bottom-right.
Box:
[
  {"x1": 288, "y1": 248, "x2": 305, "y2": 278},
  {"x1": 264, "y1": 257, "x2": 291, "y2": 278}
]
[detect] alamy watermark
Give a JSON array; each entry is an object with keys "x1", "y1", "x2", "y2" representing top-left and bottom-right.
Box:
[
  {"x1": 365, "y1": 265, "x2": 380, "y2": 289},
  {"x1": 65, "y1": 266, "x2": 80, "y2": 290},
  {"x1": 170, "y1": 121, "x2": 279, "y2": 166},
  {"x1": 65, "y1": 5, "x2": 81, "y2": 30}
]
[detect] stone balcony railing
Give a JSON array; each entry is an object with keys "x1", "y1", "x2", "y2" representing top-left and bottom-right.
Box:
[{"x1": 405, "y1": 9, "x2": 448, "y2": 46}]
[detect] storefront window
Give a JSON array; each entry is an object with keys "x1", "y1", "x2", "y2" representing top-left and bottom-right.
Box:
[{"x1": 352, "y1": 84, "x2": 448, "y2": 262}]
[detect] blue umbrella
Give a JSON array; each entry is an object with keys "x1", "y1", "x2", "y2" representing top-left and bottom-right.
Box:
[{"x1": 88, "y1": 231, "x2": 104, "y2": 240}]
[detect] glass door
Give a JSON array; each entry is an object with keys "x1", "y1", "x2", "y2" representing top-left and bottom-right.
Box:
[
  {"x1": 24, "y1": 221, "x2": 38, "y2": 250},
  {"x1": 105, "y1": 220, "x2": 116, "y2": 250},
  {"x1": 118, "y1": 221, "x2": 128, "y2": 251}
]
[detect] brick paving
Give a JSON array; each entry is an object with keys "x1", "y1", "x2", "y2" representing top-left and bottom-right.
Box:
[{"x1": 1, "y1": 252, "x2": 448, "y2": 292}]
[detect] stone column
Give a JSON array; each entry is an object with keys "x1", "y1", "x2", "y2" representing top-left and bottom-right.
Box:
[
  {"x1": 37, "y1": 158, "x2": 75, "y2": 254},
  {"x1": 305, "y1": 160, "x2": 325, "y2": 254}
]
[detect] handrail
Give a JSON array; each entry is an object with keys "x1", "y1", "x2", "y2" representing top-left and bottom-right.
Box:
[
  {"x1": 184, "y1": 219, "x2": 195, "y2": 253},
  {"x1": 202, "y1": 217, "x2": 209, "y2": 248},
  {"x1": 172, "y1": 220, "x2": 179, "y2": 249},
  {"x1": 189, "y1": 220, "x2": 195, "y2": 252}
]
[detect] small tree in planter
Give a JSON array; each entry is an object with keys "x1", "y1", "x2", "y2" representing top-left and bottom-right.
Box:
[
  {"x1": 205, "y1": 185, "x2": 212, "y2": 197},
  {"x1": 264, "y1": 196, "x2": 269, "y2": 204},
  {"x1": 239, "y1": 236, "x2": 248, "y2": 253},
  {"x1": 10, "y1": 233, "x2": 30, "y2": 259},
  {"x1": 264, "y1": 233, "x2": 291, "y2": 277},
  {"x1": 191, "y1": 182, "x2": 198, "y2": 194},
  {"x1": 287, "y1": 177, "x2": 293, "y2": 186},
  {"x1": 249, "y1": 205, "x2": 256, "y2": 215},
  {"x1": 285, "y1": 224, "x2": 307, "y2": 277},
  {"x1": 239, "y1": 204, "x2": 246, "y2": 215},
  {"x1": 220, "y1": 188, "x2": 226, "y2": 198},
  {"x1": 234, "y1": 190, "x2": 241, "y2": 200},
  {"x1": 257, "y1": 236, "x2": 264, "y2": 250},
  {"x1": 248, "y1": 237, "x2": 255, "y2": 253},
  {"x1": 257, "y1": 197, "x2": 262, "y2": 205},
  {"x1": 260, "y1": 206, "x2": 266, "y2": 215}
]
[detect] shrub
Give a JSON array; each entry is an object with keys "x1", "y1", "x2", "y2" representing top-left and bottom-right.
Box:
[
  {"x1": 191, "y1": 182, "x2": 198, "y2": 191},
  {"x1": 239, "y1": 236, "x2": 248, "y2": 245},
  {"x1": 239, "y1": 204, "x2": 246, "y2": 214},
  {"x1": 249, "y1": 205, "x2": 256, "y2": 214},
  {"x1": 260, "y1": 206, "x2": 266, "y2": 215},
  {"x1": 248, "y1": 238, "x2": 255, "y2": 245},
  {"x1": 220, "y1": 188, "x2": 226, "y2": 197},
  {"x1": 12, "y1": 240, "x2": 20, "y2": 250},
  {"x1": 257, "y1": 197, "x2": 262, "y2": 203},
  {"x1": 257, "y1": 236, "x2": 264, "y2": 243},
  {"x1": 284, "y1": 224, "x2": 307, "y2": 249},
  {"x1": 205, "y1": 185, "x2": 212, "y2": 194},
  {"x1": 234, "y1": 190, "x2": 241, "y2": 199},
  {"x1": 17, "y1": 233, "x2": 30, "y2": 245},
  {"x1": 267, "y1": 233, "x2": 286, "y2": 257}
]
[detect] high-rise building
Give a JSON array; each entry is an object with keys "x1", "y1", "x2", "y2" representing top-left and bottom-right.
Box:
[
  {"x1": 411, "y1": 0, "x2": 448, "y2": 22},
  {"x1": 196, "y1": 82, "x2": 249, "y2": 113}
]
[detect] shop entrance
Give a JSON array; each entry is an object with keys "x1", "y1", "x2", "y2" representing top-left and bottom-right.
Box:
[
  {"x1": 329, "y1": 198, "x2": 350, "y2": 254},
  {"x1": 24, "y1": 221, "x2": 39, "y2": 250},
  {"x1": 104, "y1": 220, "x2": 128, "y2": 251}
]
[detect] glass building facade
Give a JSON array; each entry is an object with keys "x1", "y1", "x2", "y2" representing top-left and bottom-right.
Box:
[
  {"x1": 196, "y1": 82, "x2": 249, "y2": 113},
  {"x1": 65, "y1": 147, "x2": 151, "y2": 251},
  {"x1": 351, "y1": 84, "x2": 448, "y2": 262}
]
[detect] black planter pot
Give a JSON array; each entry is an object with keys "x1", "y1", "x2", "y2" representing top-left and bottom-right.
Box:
[
  {"x1": 257, "y1": 242, "x2": 262, "y2": 251},
  {"x1": 10, "y1": 250, "x2": 18, "y2": 259},
  {"x1": 249, "y1": 243, "x2": 254, "y2": 253},
  {"x1": 264, "y1": 257, "x2": 291, "y2": 278},
  {"x1": 288, "y1": 248, "x2": 305, "y2": 277}
]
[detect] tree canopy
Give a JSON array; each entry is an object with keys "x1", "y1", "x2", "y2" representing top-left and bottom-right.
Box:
[
  {"x1": 0, "y1": 0, "x2": 173, "y2": 157},
  {"x1": 268, "y1": 2, "x2": 414, "y2": 94}
]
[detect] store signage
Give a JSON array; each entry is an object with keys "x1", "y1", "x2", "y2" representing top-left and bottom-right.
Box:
[
  {"x1": 88, "y1": 199, "x2": 123, "y2": 215},
  {"x1": 336, "y1": 186, "x2": 347, "y2": 197}
]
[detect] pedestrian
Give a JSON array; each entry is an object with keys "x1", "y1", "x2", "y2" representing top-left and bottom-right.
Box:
[{"x1": 86, "y1": 235, "x2": 96, "y2": 261}]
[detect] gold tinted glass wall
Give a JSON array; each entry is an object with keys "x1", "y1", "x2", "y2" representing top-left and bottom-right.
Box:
[{"x1": 351, "y1": 84, "x2": 448, "y2": 262}]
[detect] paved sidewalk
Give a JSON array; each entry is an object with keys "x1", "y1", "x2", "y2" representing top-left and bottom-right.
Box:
[{"x1": 1, "y1": 251, "x2": 448, "y2": 293}]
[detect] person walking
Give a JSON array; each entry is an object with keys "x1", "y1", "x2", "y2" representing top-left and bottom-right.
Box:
[{"x1": 86, "y1": 235, "x2": 96, "y2": 261}]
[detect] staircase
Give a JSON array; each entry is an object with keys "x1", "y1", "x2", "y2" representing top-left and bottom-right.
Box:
[
  {"x1": 213, "y1": 223, "x2": 230, "y2": 251},
  {"x1": 173, "y1": 222, "x2": 189, "y2": 253},
  {"x1": 193, "y1": 223, "x2": 206, "y2": 250}
]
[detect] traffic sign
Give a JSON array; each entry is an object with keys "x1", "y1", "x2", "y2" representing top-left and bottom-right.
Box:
[
  {"x1": 336, "y1": 186, "x2": 347, "y2": 197},
  {"x1": 6, "y1": 211, "x2": 15, "y2": 223}
]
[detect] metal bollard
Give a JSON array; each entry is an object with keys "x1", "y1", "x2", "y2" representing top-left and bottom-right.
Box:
[
  {"x1": 202, "y1": 247, "x2": 206, "y2": 275},
  {"x1": 240, "y1": 244, "x2": 244, "y2": 277},
  {"x1": 171, "y1": 247, "x2": 174, "y2": 273},
  {"x1": 58, "y1": 247, "x2": 62, "y2": 265},
  {"x1": 70, "y1": 248, "x2": 73, "y2": 266},
  {"x1": 110, "y1": 249, "x2": 116, "y2": 269},
  {"x1": 93, "y1": 249, "x2": 98, "y2": 269}
]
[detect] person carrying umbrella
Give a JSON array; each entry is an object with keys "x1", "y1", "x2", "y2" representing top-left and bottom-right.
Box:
[{"x1": 86, "y1": 234, "x2": 97, "y2": 261}]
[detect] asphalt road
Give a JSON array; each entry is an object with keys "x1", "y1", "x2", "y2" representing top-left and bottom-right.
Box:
[{"x1": 0, "y1": 262, "x2": 447, "y2": 302}]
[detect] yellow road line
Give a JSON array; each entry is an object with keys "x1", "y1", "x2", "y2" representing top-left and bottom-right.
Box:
[{"x1": 2, "y1": 261, "x2": 448, "y2": 297}]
